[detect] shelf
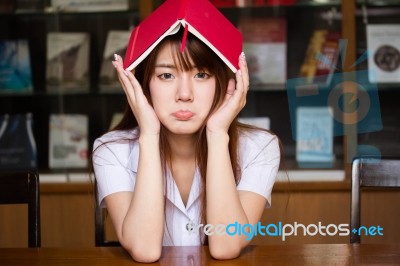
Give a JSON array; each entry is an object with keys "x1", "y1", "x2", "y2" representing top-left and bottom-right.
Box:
[
  {"x1": 2, "y1": 0, "x2": 397, "y2": 175},
  {"x1": 4, "y1": 9, "x2": 139, "y2": 17},
  {"x1": 0, "y1": 91, "x2": 126, "y2": 98},
  {"x1": 40, "y1": 171, "x2": 92, "y2": 183},
  {"x1": 217, "y1": 1, "x2": 342, "y2": 9},
  {"x1": 357, "y1": 0, "x2": 400, "y2": 7},
  {"x1": 274, "y1": 178, "x2": 350, "y2": 192},
  {"x1": 38, "y1": 173, "x2": 350, "y2": 194},
  {"x1": 277, "y1": 169, "x2": 345, "y2": 182},
  {"x1": 250, "y1": 85, "x2": 287, "y2": 91},
  {"x1": 355, "y1": 7, "x2": 400, "y2": 17},
  {"x1": 37, "y1": 168, "x2": 345, "y2": 185},
  {"x1": 290, "y1": 1, "x2": 341, "y2": 7}
]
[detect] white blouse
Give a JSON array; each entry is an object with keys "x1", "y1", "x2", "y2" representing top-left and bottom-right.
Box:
[{"x1": 92, "y1": 128, "x2": 280, "y2": 246}]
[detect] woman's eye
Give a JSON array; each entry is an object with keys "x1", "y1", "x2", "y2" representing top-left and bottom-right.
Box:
[
  {"x1": 158, "y1": 73, "x2": 174, "y2": 80},
  {"x1": 195, "y1": 72, "x2": 210, "y2": 79}
]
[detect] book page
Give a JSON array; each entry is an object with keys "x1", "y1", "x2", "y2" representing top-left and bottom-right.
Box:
[
  {"x1": 239, "y1": 17, "x2": 287, "y2": 87},
  {"x1": 296, "y1": 107, "x2": 334, "y2": 164},
  {"x1": 49, "y1": 114, "x2": 88, "y2": 169},
  {"x1": 46, "y1": 32, "x2": 90, "y2": 92},
  {"x1": 367, "y1": 24, "x2": 400, "y2": 83},
  {"x1": 99, "y1": 30, "x2": 130, "y2": 92}
]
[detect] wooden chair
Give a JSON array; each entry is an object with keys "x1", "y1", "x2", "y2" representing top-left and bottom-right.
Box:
[
  {"x1": 94, "y1": 179, "x2": 120, "y2": 247},
  {"x1": 350, "y1": 157, "x2": 400, "y2": 243},
  {"x1": 0, "y1": 171, "x2": 41, "y2": 247}
]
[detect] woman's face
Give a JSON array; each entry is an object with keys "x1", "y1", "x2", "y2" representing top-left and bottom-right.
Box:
[{"x1": 149, "y1": 43, "x2": 216, "y2": 135}]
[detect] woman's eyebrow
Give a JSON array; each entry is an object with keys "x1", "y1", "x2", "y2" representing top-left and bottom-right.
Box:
[
  {"x1": 154, "y1": 63, "x2": 200, "y2": 71},
  {"x1": 154, "y1": 63, "x2": 177, "y2": 69}
]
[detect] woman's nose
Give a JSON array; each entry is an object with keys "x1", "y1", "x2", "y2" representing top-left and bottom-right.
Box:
[{"x1": 176, "y1": 76, "x2": 193, "y2": 102}]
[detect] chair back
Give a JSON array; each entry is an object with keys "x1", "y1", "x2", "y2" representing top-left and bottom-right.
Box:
[
  {"x1": 94, "y1": 179, "x2": 120, "y2": 247},
  {"x1": 351, "y1": 157, "x2": 400, "y2": 243},
  {"x1": 0, "y1": 171, "x2": 41, "y2": 247}
]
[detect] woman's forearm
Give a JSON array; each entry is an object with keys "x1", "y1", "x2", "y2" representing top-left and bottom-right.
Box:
[
  {"x1": 121, "y1": 134, "x2": 164, "y2": 262},
  {"x1": 206, "y1": 131, "x2": 249, "y2": 259}
]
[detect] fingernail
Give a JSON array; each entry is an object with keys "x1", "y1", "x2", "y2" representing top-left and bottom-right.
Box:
[
  {"x1": 112, "y1": 61, "x2": 118, "y2": 69},
  {"x1": 113, "y1": 54, "x2": 118, "y2": 61},
  {"x1": 237, "y1": 69, "x2": 242, "y2": 76},
  {"x1": 240, "y1": 52, "x2": 246, "y2": 61}
]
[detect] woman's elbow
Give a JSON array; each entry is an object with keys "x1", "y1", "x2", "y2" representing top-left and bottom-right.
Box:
[
  {"x1": 209, "y1": 243, "x2": 242, "y2": 260},
  {"x1": 123, "y1": 241, "x2": 162, "y2": 263}
]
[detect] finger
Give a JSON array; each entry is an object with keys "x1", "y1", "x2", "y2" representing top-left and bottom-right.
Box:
[
  {"x1": 115, "y1": 54, "x2": 145, "y2": 102},
  {"x1": 234, "y1": 70, "x2": 247, "y2": 109},
  {"x1": 226, "y1": 79, "x2": 235, "y2": 97},
  {"x1": 219, "y1": 78, "x2": 234, "y2": 107},
  {"x1": 112, "y1": 56, "x2": 132, "y2": 89},
  {"x1": 112, "y1": 55, "x2": 137, "y2": 102},
  {"x1": 234, "y1": 53, "x2": 248, "y2": 96},
  {"x1": 124, "y1": 69, "x2": 146, "y2": 105},
  {"x1": 239, "y1": 52, "x2": 250, "y2": 92},
  {"x1": 234, "y1": 66, "x2": 245, "y2": 98},
  {"x1": 232, "y1": 60, "x2": 249, "y2": 109},
  {"x1": 113, "y1": 70, "x2": 139, "y2": 119},
  {"x1": 116, "y1": 56, "x2": 136, "y2": 75}
]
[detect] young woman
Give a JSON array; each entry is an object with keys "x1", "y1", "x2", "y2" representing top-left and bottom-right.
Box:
[{"x1": 92, "y1": 30, "x2": 280, "y2": 262}]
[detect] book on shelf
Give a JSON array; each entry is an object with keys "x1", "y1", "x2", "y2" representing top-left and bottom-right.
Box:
[
  {"x1": 0, "y1": 40, "x2": 33, "y2": 94},
  {"x1": 46, "y1": 32, "x2": 90, "y2": 93},
  {"x1": 367, "y1": 24, "x2": 400, "y2": 83},
  {"x1": 50, "y1": 0, "x2": 128, "y2": 12},
  {"x1": 239, "y1": 17, "x2": 287, "y2": 88},
  {"x1": 314, "y1": 31, "x2": 340, "y2": 84},
  {"x1": 0, "y1": 113, "x2": 37, "y2": 170},
  {"x1": 299, "y1": 30, "x2": 340, "y2": 85},
  {"x1": 99, "y1": 30, "x2": 131, "y2": 93},
  {"x1": 238, "y1": 116, "x2": 270, "y2": 130},
  {"x1": 123, "y1": 0, "x2": 242, "y2": 73},
  {"x1": 296, "y1": 106, "x2": 334, "y2": 167},
  {"x1": 49, "y1": 114, "x2": 88, "y2": 169}
]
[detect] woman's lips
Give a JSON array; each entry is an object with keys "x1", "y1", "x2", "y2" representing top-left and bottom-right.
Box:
[{"x1": 172, "y1": 110, "x2": 194, "y2": 120}]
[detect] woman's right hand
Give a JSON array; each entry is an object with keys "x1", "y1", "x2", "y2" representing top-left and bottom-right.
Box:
[{"x1": 112, "y1": 54, "x2": 160, "y2": 135}]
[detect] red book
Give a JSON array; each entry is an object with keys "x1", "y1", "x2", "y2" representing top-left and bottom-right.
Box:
[
  {"x1": 314, "y1": 31, "x2": 340, "y2": 84},
  {"x1": 123, "y1": 0, "x2": 243, "y2": 73}
]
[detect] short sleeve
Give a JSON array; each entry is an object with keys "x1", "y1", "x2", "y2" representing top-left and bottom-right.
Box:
[
  {"x1": 92, "y1": 131, "x2": 138, "y2": 207},
  {"x1": 237, "y1": 130, "x2": 280, "y2": 208}
]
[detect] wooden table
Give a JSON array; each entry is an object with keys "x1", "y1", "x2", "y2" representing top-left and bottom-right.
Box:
[{"x1": 0, "y1": 244, "x2": 399, "y2": 265}]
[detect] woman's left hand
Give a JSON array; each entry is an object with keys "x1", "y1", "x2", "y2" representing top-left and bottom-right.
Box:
[{"x1": 206, "y1": 52, "x2": 249, "y2": 135}]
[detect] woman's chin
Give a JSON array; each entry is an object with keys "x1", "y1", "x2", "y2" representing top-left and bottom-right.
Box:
[{"x1": 163, "y1": 123, "x2": 202, "y2": 136}]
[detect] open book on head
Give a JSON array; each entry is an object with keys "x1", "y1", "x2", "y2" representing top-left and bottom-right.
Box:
[{"x1": 123, "y1": 0, "x2": 242, "y2": 73}]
